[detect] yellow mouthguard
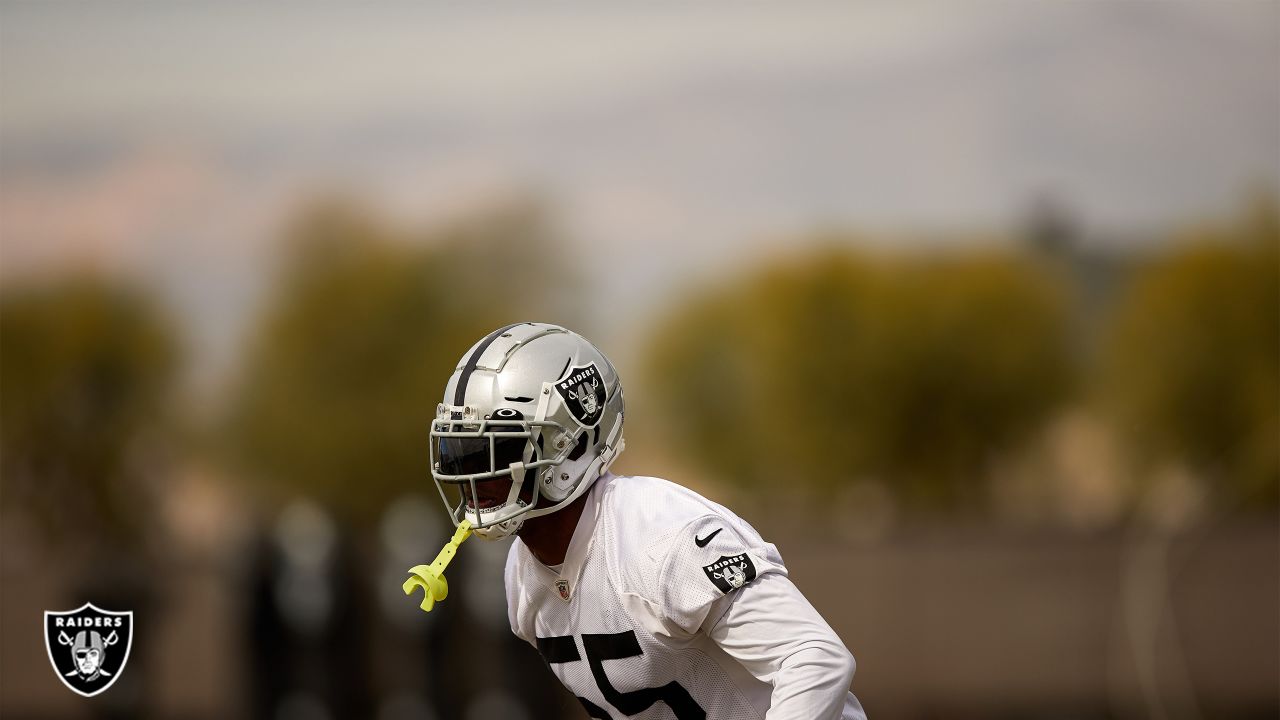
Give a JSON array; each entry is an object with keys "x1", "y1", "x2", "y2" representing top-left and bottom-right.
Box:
[{"x1": 402, "y1": 519, "x2": 473, "y2": 612}]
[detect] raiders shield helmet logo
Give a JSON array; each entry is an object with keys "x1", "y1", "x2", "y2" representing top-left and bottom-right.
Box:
[
  {"x1": 553, "y1": 363, "x2": 607, "y2": 427},
  {"x1": 44, "y1": 603, "x2": 133, "y2": 697},
  {"x1": 702, "y1": 553, "x2": 758, "y2": 594}
]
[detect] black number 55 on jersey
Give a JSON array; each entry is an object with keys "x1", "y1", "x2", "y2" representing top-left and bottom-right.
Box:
[{"x1": 537, "y1": 630, "x2": 706, "y2": 719}]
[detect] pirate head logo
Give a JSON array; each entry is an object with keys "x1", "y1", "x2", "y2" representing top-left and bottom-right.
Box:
[
  {"x1": 44, "y1": 603, "x2": 133, "y2": 697},
  {"x1": 553, "y1": 363, "x2": 607, "y2": 427},
  {"x1": 702, "y1": 553, "x2": 758, "y2": 594}
]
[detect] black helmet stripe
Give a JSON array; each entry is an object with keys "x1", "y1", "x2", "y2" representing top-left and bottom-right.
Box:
[{"x1": 453, "y1": 323, "x2": 528, "y2": 406}]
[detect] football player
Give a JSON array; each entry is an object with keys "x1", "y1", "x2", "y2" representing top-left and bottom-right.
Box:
[{"x1": 430, "y1": 322, "x2": 866, "y2": 719}]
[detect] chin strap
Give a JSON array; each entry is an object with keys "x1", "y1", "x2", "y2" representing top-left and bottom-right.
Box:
[{"x1": 402, "y1": 519, "x2": 473, "y2": 612}]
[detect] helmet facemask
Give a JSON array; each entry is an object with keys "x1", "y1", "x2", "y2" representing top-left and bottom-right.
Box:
[{"x1": 430, "y1": 405, "x2": 572, "y2": 539}]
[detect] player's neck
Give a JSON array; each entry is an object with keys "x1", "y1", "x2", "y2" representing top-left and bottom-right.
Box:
[{"x1": 518, "y1": 490, "x2": 590, "y2": 567}]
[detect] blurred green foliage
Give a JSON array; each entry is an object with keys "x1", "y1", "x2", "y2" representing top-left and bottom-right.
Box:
[
  {"x1": 645, "y1": 246, "x2": 1073, "y2": 509},
  {"x1": 5, "y1": 193, "x2": 1272, "y2": 531},
  {"x1": 224, "y1": 199, "x2": 565, "y2": 522},
  {"x1": 1100, "y1": 199, "x2": 1279, "y2": 509},
  {"x1": 0, "y1": 277, "x2": 179, "y2": 544}
]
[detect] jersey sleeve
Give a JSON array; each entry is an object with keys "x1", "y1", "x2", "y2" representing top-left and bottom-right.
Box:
[
  {"x1": 709, "y1": 573, "x2": 865, "y2": 720},
  {"x1": 655, "y1": 513, "x2": 787, "y2": 636}
]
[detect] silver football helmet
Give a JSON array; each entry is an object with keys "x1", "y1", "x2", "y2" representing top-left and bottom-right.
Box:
[{"x1": 430, "y1": 323, "x2": 625, "y2": 539}]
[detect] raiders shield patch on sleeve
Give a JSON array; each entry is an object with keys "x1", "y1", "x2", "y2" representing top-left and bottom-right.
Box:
[{"x1": 702, "y1": 553, "x2": 757, "y2": 594}]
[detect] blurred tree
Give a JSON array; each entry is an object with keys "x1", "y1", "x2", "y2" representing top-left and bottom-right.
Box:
[
  {"x1": 0, "y1": 277, "x2": 179, "y2": 545},
  {"x1": 861, "y1": 253, "x2": 1074, "y2": 507},
  {"x1": 646, "y1": 245, "x2": 1073, "y2": 510},
  {"x1": 1100, "y1": 198, "x2": 1279, "y2": 509},
  {"x1": 225, "y1": 198, "x2": 564, "y2": 523}
]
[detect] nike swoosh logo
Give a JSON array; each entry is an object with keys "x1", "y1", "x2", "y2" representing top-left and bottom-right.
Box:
[{"x1": 695, "y1": 528, "x2": 722, "y2": 547}]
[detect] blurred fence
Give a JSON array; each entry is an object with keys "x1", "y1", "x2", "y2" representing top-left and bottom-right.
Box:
[
  {"x1": 785, "y1": 519, "x2": 1279, "y2": 719},
  {"x1": 3, "y1": 506, "x2": 1275, "y2": 719}
]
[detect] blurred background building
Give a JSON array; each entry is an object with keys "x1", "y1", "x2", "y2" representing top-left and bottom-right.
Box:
[{"x1": 1, "y1": 3, "x2": 1277, "y2": 719}]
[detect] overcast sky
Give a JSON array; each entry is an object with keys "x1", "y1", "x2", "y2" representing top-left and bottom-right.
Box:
[
  {"x1": 2, "y1": 2, "x2": 1277, "y2": 380},
  {"x1": 4, "y1": 2, "x2": 1275, "y2": 221}
]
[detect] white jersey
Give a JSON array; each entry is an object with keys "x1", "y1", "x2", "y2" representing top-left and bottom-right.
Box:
[{"x1": 504, "y1": 473, "x2": 867, "y2": 720}]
